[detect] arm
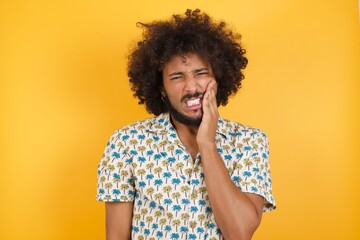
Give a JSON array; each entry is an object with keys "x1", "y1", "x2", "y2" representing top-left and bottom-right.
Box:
[
  {"x1": 199, "y1": 146, "x2": 263, "y2": 240},
  {"x1": 105, "y1": 202, "x2": 134, "y2": 240},
  {"x1": 97, "y1": 131, "x2": 136, "y2": 240},
  {"x1": 197, "y1": 80, "x2": 264, "y2": 240}
]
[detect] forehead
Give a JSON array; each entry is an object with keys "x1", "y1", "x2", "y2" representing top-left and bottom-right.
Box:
[{"x1": 163, "y1": 52, "x2": 211, "y2": 71}]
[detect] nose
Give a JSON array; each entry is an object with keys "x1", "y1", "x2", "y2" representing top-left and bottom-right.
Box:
[{"x1": 184, "y1": 74, "x2": 199, "y2": 93}]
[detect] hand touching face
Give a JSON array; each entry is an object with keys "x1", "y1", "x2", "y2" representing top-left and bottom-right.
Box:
[{"x1": 196, "y1": 78, "x2": 219, "y2": 144}]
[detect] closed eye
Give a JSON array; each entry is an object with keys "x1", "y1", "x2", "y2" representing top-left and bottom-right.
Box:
[
  {"x1": 196, "y1": 71, "x2": 208, "y2": 75},
  {"x1": 194, "y1": 68, "x2": 210, "y2": 76},
  {"x1": 170, "y1": 75, "x2": 183, "y2": 80}
]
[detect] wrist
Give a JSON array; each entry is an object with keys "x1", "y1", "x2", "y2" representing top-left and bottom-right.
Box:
[{"x1": 198, "y1": 141, "x2": 217, "y2": 153}]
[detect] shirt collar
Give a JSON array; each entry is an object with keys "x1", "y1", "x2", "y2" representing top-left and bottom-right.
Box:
[
  {"x1": 147, "y1": 113, "x2": 176, "y2": 137},
  {"x1": 148, "y1": 113, "x2": 228, "y2": 140}
]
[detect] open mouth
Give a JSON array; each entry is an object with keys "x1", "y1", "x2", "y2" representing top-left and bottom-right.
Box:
[{"x1": 186, "y1": 98, "x2": 201, "y2": 107}]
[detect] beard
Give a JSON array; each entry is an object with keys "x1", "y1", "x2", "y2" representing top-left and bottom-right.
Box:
[{"x1": 163, "y1": 96, "x2": 202, "y2": 126}]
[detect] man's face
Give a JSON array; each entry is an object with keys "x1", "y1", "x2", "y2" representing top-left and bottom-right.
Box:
[{"x1": 162, "y1": 52, "x2": 216, "y2": 126}]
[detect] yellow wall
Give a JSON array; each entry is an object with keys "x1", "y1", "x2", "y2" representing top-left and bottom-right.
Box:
[{"x1": 1, "y1": 0, "x2": 359, "y2": 239}]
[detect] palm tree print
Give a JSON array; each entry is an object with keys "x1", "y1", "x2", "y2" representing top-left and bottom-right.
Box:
[
  {"x1": 154, "y1": 167, "x2": 163, "y2": 178},
  {"x1": 170, "y1": 232, "x2": 180, "y2": 240},
  {"x1": 156, "y1": 230, "x2": 164, "y2": 238},
  {"x1": 172, "y1": 192, "x2": 181, "y2": 203},
  {"x1": 120, "y1": 184, "x2": 129, "y2": 193},
  {"x1": 146, "y1": 173, "x2": 154, "y2": 185},
  {"x1": 154, "y1": 193, "x2": 163, "y2": 201},
  {"x1": 154, "y1": 210, "x2": 162, "y2": 221},
  {"x1": 166, "y1": 212, "x2": 174, "y2": 220},
  {"x1": 180, "y1": 226, "x2": 188, "y2": 238},
  {"x1": 137, "y1": 146, "x2": 146, "y2": 155},
  {"x1": 146, "y1": 138, "x2": 153, "y2": 146},
  {"x1": 180, "y1": 213, "x2": 190, "y2": 224},
  {"x1": 189, "y1": 220, "x2": 197, "y2": 230},
  {"x1": 190, "y1": 190, "x2": 199, "y2": 200},
  {"x1": 97, "y1": 113, "x2": 276, "y2": 239},
  {"x1": 163, "y1": 186, "x2": 172, "y2": 197},
  {"x1": 154, "y1": 179, "x2": 163, "y2": 191},
  {"x1": 171, "y1": 178, "x2": 181, "y2": 190},
  {"x1": 159, "y1": 218, "x2": 167, "y2": 227},
  {"x1": 163, "y1": 172, "x2": 172, "y2": 184},
  {"x1": 198, "y1": 213, "x2": 205, "y2": 222},
  {"x1": 137, "y1": 168, "x2": 145, "y2": 177},
  {"x1": 146, "y1": 187, "x2": 154, "y2": 196},
  {"x1": 180, "y1": 185, "x2": 190, "y2": 194},
  {"x1": 172, "y1": 205, "x2": 181, "y2": 217},
  {"x1": 190, "y1": 206, "x2": 198, "y2": 218},
  {"x1": 105, "y1": 182, "x2": 113, "y2": 194},
  {"x1": 172, "y1": 219, "x2": 181, "y2": 232}
]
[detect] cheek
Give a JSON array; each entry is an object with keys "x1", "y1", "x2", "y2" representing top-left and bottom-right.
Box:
[
  {"x1": 198, "y1": 78, "x2": 210, "y2": 86},
  {"x1": 164, "y1": 83, "x2": 183, "y2": 101},
  {"x1": 163, "y1": 81, "x2": 179, "y2": 94},
  {"x1": 199, "y1": 77, "x2": 216, "y2": 92}
]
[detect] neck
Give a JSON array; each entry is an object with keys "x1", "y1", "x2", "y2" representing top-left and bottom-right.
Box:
[
  {"x1": 169, "y1": 115, "x2": 200, "y2": 161},
  {"x1": 170, "y1": 115, "x2": 199, "y2": 137}
]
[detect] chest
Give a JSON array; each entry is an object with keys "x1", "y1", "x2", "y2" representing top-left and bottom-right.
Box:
[
  {"x1": 181, "y1": 141, "x2": 199, "y2": 162},
  {"x1": 128, "y1": 141, "x2": 226, "y2": 240}
]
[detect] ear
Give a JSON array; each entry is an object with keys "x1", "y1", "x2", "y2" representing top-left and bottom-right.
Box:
[{"x1": 160, "y1": 86, "x2": 166, "y2": 97}]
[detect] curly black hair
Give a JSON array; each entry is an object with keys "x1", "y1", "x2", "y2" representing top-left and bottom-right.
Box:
[{"x1": 127, "y1": 9, "x2": 248, "y2": 116}]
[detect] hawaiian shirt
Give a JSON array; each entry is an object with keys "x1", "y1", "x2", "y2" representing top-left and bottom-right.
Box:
[{"x1": 97, "y1": 113, "x2": 276, "y2": 240}]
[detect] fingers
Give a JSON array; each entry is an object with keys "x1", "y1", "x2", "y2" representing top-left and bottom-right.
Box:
[
  {"x1": 209, "y1": 83, "x2": 217, "y2": 110},
  {"x1": 206, "y1": 79, "x2": 217, "y2": 92},
  {"x1": 203, "y1": 79, "x2": 218, "y2": 117},
  {"x1": 198, "y1": 79, "x2": 219, "y2": 142},
  {"x1": 208, "y1": 80, "x2": 218, "y2": 108}
]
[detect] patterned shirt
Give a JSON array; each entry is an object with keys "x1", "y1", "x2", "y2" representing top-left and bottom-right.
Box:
[{"x1": 97, "y1": 113, "x2": 276, "y2": 240}]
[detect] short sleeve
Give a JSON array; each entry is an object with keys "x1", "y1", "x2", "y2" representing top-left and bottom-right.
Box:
[
  {"x1": 96, "y1": 130, "x2": 135, "y2": 202},
  {"x1": 231, "y1": 129, "x2": 276, "y2": 212}
]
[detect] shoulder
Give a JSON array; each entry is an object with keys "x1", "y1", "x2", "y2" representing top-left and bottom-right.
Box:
[
  {"x1": 218, "y1": 118, "x2": 268, "y2": 141},
  {"x1": 110, "y1": 116, "x2": 157, "y2": 137},
  {"x1": 107, "y1": 114, "x2": 169, "y2": 143}
]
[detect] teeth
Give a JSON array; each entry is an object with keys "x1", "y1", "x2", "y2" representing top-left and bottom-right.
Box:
[{"x1": 186, "y1": 98, "x2": 200, "y2": 107}]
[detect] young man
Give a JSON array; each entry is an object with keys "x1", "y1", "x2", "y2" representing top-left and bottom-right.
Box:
[{"x1": 97, "y1": 9, "x2": 276, "y2": 240}]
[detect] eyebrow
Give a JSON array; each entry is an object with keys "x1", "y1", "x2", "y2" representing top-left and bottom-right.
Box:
[{"x1": 168, "y1": 68, "x2": 209, "y2": 77}]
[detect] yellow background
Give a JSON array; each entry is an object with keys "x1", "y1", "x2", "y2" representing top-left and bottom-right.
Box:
[{"x1": 1, "y1": 0, "x2": 359, "y2": 239}]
